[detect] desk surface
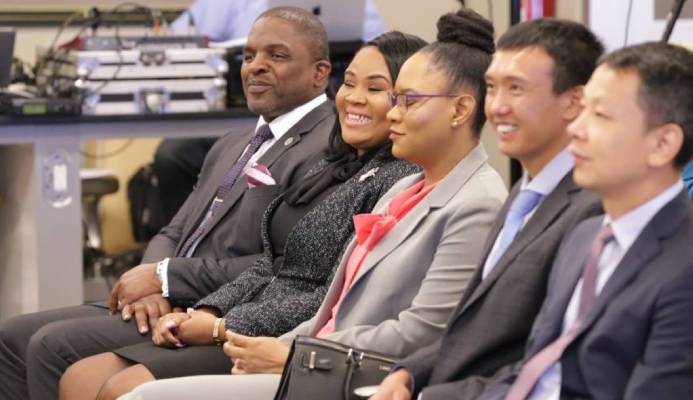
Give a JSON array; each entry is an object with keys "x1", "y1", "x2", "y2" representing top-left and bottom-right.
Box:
[
  {"x1": 0, "y1": 108, "x2": 256, "y2": 126},
  {"x1": 0, "y1": 109, "x2": 258, "y2": 144}
]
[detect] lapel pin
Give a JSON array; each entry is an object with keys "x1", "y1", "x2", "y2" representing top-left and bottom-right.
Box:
[
  {"x1": 284, "y1": 137, "x2": 295, "y2": 146},
  {"x1": 359, "y1": 167, "x2": 379, "y2": 182}
]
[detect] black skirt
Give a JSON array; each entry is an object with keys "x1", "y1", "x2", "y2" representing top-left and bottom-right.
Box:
[{"x1": 114, "y1": 341, "x2": 231, "y2": 379}]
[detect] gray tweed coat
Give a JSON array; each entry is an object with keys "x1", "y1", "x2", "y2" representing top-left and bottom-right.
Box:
[{"x1": 195, "y1": 151, "x2": 419, "y2": 337}]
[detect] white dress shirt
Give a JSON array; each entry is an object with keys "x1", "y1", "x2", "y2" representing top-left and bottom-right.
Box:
[
  {"x1": 481, "y1": 149, "x2": 574, "y2": 279},
  {"x1": 157, "y1": 94, "x2": 327, "y2": 296},
  {"x1": 529, "y1": 180, "x2": 685, "y2": 400},
  {"x1": 171, "y1": 0, "x2": 387, "y2": 42}
]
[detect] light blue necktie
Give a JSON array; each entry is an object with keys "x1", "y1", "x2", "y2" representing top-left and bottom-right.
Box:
[{"x1": 482, "y1": 189, "x2": 543, "y2": 278}]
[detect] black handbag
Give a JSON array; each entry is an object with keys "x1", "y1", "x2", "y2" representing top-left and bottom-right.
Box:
[{"x1": 273, "y1": 335, "x2": 396, "y2": 400}]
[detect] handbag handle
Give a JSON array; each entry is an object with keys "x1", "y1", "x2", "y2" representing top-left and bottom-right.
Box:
[{"x1": 342, "y1": 348, "x2": 359, "y2": 400}]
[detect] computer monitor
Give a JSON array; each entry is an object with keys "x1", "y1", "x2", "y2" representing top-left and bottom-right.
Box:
[
  {"x1": 0, "y1": 28, "x2": 16, "y2": 88},
  {"x1": 266, "y1": 0, "x2": 366, "y2": 41}
]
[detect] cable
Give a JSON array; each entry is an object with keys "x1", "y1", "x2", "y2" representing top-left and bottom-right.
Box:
[
  {"x1": 185, "y1": 8, "x2": 197, "y2": 34},
  {"x1": 39, "y1": 11, "x2": 83, "y2": 97},
  {"x1": 85, "y1": 49, "x2": 123, "y2": 98},
  {"x1": 38, "y1": 2, "x2": 164, "y2": 108},
  {"x1": 80, "y1": 138, "x2": 134, "y2": 159},
  {"x1": 487, "y1": 0, "x2": 494, "y2": 27},
  {"x1": 79, "y1": 4, "x2": 155, "y2": 159},
  {"x1": 48, "y1": 11, "x2": 82, "y2": 51},
  {"x1": 662, "y1": 0, "x2": 688, "y2": 42},
  {"x1": 85, "y1": 3, "x2": 159, "y2": 98},
  {"x1": 623, "y1": 0, "x2": 634, "y2": 46}
]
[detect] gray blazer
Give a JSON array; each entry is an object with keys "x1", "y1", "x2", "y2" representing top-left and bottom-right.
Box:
[
  {"x1": 281, "y1": 144, "x2": 507, "y2": 359},
  {"x1": 482, "y1": 190, "x2": 693, "y2": 400},
  {"x1": 142, "y1": 101, "x2": 335, "y2": 305},
  {"x1": 402, "y1": 172, "x2": 602, "y2": 400}
]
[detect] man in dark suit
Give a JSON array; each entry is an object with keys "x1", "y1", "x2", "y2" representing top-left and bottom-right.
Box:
[
  {"x1": 371, "y1": 19, "x2": 604, "y2": 400},
  {"x1": 480, "y1": 41, "x2": 693, "y2": 400},
  {"x1": 0, "y1": 7, "x2": 334, "y2": 400}
]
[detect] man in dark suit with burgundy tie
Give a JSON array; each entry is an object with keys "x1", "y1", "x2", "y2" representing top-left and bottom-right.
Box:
[
  {"x1": 0, "y1": 7, "x2": 336, "y2": 400},
  {"x1": 371, "y1": 18, "x2": 604, "y2": 400},
  {"x1": 480, "y1": 42, "x2": 693, "y2": 400}
]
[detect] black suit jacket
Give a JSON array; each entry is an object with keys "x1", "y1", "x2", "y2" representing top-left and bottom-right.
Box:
[
  {"x1": 141, "y1": 101, "x2": 335, "y2": 305},
  {"x1": 401, "y1": 172, "x2": 602, "y2": 399},
  {"x1": 482, "y1": 190, "x2": 693, "y2": 400}
]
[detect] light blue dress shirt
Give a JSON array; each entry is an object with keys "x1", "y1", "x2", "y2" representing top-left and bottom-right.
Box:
[
  {"x1": 683, "y1": 162, "x2": 693, "y2": 198},
  {"x1": 481, "y1": 149, "x2": 574, "y2": 279},
  {"x1": 171, "y1": 0, "x2": 387, "y2": 41},
  {"x1": 529, "y1": 180, "x2": 685, "y2": 400}
]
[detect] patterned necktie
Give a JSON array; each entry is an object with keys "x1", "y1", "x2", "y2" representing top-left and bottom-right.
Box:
[
  {"x1": 177, "y1": 124, "x2": 274, "y2": 257},
  {"x1": 505, "y1": 224, "x2": 615, "y2": 400},
  {"x1": 483, "y1": 189, "x2": 543, "y2": 278}
]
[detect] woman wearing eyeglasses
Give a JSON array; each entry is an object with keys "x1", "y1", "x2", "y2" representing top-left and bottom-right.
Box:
[{"x1": 118, "y1": 9, "x2": 507, "y2": 400}]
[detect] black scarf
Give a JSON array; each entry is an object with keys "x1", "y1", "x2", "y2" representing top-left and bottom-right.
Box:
[{"x1": 283, "y1": 149, "x2": 380, "y2": 207}]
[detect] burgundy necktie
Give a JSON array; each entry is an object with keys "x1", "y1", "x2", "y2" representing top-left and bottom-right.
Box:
[
  {"x1": 506, "y1": 224, "x2": 615, "y2": 400},
  {"x1": 177, "y1": 125, "x2": 274, "y2": 257}
]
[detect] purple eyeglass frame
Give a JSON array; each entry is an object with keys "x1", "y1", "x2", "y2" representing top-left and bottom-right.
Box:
[{"x1": 388, "y1": 92, "x2": 461, "y2": 109}]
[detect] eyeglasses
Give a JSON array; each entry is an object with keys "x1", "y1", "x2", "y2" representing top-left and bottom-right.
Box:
[{"x1": 388, "y1": 92, "x2": 461, "y2": 110}]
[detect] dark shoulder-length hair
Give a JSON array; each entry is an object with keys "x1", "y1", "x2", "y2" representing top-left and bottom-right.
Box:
[{"x1": 325, "y1": 31, "x2": 428, "y2": 162}]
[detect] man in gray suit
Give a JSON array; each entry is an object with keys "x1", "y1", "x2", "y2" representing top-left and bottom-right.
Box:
[
  {"x1": 0, "y1": 7, "x2": 334, "y2": 400},
  {"x1": 372, "y1": 19, "x2": 604, "y2": 400},
  {"x1": 481, "y1": 41, "x2": 693, "y2": 400}
]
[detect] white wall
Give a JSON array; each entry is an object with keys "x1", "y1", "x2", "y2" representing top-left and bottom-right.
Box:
[{"x1": 590, "y1": 0, "x2": 693, "y2": 51}]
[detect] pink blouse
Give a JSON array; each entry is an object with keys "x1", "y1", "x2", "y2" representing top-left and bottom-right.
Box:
[{"x1": 317, "y1": 179, "x2": 438, "y2": 337}]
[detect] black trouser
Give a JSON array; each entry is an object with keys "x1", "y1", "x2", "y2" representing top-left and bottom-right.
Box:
[{"x1": 0, "y1": 305, "x2": 149, "y2": 400}]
